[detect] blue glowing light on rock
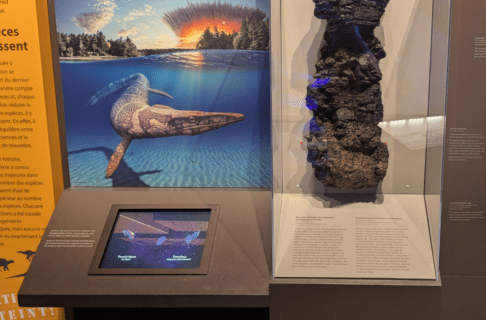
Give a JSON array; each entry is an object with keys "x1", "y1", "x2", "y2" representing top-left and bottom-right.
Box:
[
  {"x1": 309, "y1": 117, "x2": 321, "y2": 133},
  {"x1": 306, "y1": 78, "x2": 330, "y2": 110},
  {"x1": 306, "y1": 96, "x2": 319, "y2": 110},
  {"x1": 310, "y1": 78, "x2": 330, "y2": 89}
]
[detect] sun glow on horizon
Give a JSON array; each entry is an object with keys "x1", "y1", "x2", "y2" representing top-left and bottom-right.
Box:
[{"x1": 177, "y1": 18, "x2": 242, "y2": 48}]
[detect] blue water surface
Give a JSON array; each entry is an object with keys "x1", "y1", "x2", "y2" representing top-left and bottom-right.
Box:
[{"x1": 60, "y1": 50, "x2": 271, "y2": 188}]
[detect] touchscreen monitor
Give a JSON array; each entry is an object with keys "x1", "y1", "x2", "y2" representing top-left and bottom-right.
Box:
[{"x1": 89, "y1": 204, "x2": 219, "y2": 275}]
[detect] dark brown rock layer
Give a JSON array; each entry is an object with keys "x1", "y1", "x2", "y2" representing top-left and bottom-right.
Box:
[{"x1": 306, "y1": 0, "x2": 390, "y2": 190}]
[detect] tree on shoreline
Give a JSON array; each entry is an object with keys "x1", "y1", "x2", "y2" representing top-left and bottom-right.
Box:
[
  {"x1": 197, "y1": 18, "x2": 269, "y2": 51},
  {"x1": 197, "y1": 27, "x2": 237, "y2": 50},
  {"x1": 57, "y1": 32, "x2": 140, "y2": 58}
]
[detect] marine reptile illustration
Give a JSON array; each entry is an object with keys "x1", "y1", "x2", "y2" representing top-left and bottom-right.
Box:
[
  {"x1": 88, "y1": 73, "x2": 245, "y2": 178},
  {"x1": 0, "y1": 259, "x2": 14, "y2": 271}
]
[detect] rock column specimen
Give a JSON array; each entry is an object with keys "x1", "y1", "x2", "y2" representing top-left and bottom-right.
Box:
[{"x1": 306, "y1": 0, "x2": 390, "y2": 190}]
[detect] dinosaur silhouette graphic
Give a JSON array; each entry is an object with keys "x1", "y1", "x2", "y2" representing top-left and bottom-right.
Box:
[
  {"x1": 88, "y1": 73, "x2": 245, "y2": 178},
  {"x1": 0, "y1": 259, "x2": 14, "y2": 271},
  {"x1": 17, "y1": 250, "x2": 35, "y2": 261},
  {"x1": 7, "y1": 272, "x2": 26, "y2": 279}
]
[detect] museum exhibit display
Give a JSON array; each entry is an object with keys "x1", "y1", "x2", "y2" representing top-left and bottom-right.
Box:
[
  {"x1": 11, "y1": 0, "x2": 486, "y2": 318},
  {"x1": 272, "y1": 0, "x2": 449, "y2": 280},
  {"x1": 18, "y1": 0, "x2": 273, "y2": 315},
  {"x1": 305, "y1": 0, "x2": 390, "y2": 190}
]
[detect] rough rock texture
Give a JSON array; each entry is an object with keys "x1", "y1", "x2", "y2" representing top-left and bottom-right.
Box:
[
  {"x1": 314, "y1": 0, "x2": 390, "y2": 26},
  {"x1": 305, "y1": 0, "x2": 390, "y2": 190}
]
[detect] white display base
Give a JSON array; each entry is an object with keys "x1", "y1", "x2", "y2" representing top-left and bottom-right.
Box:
[{"x1": 274, "y1": 193, "x2": 436, "y2": 279}]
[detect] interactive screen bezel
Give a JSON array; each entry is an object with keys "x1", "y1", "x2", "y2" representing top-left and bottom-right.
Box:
[{"x1": 89, "y1": 204, "x2": 220, "y2": 275}]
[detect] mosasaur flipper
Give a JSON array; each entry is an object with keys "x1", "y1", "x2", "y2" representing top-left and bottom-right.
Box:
[
  {"x1": 88, "y1": 73, "x2": 245, "y2": 178},
  {"x1": 156, "y1": 236, "x2": 166, "y2": 246},
  {"x1": 185, "y1": 231, "x2": 200, "y2": 244},
  {"x1": 122, "y1": 229, "x2": 135, "y2": 240}
]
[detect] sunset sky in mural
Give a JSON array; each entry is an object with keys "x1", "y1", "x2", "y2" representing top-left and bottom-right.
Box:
[
  {"x1": 177, "y1": 18, "x2": 242, "y2": 48},
  {"x1": 54, "y1": 0, "x2": 269, "y2": 49}
]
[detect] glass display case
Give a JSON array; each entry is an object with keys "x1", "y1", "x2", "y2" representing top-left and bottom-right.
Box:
[{"x1": 271, "y1": 0, "x2": 450, "y2": 280}]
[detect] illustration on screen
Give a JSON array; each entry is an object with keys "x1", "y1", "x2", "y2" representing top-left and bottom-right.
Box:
[{"x1": 100, "y1": 210, "x2": 211, "y2": 269}]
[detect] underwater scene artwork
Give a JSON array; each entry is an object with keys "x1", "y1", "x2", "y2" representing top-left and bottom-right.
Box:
[
  {"x1": 54, "y1": 0, "x2": 271, "y2": 187},
  {"x1": 100, "y1": 210, "x2": 211, "y2": 269}
]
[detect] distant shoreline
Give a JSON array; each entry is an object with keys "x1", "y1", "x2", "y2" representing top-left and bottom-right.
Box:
[
  {"x1": 59, "y1": 49, "x2": 196, "y2": 62},
  {"x1": 59, "y1": 56, "x2": 123, "y2": 62},
  {"x1": 58, "y1": 49, "x2": 268, "y2": 62}
]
